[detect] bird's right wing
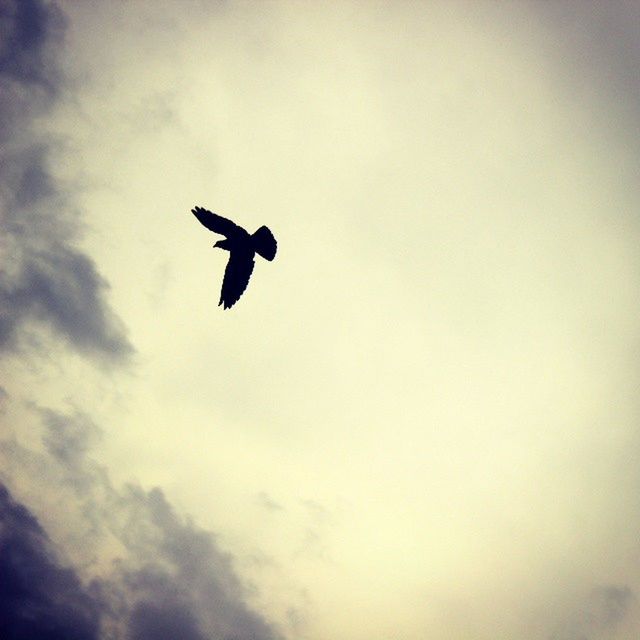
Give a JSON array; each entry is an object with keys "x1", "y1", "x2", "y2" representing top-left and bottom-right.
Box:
[
  {"x1": 219, "y1": 252, "x2": 255, "y2": 309},
  {"x1": 191, "y1": 206, "x2": 240, "y2": 237}
]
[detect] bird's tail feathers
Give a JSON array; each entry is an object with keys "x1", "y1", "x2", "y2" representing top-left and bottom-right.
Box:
[{"x1": 252, "y1": 226, "x2": 277, "y2": 261}]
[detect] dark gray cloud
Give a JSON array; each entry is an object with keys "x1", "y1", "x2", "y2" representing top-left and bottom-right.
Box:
[
  {"x1": 0, "y1": 0, "x2": 65, "y2": 140},
  {"x1": 128, "y1": 602, "x2": 207, "y2": 640},
  {"x1": 0, "y1": 0, "x2": 65, "y2": 92},
  {"x1": 0, "y1": 240, "x2": 132, "y2": 359},
  {"x1": 0, "y1": 0, "x2": 132, "y2": 361},
  {"x1": 0, "y1": 483, "x2": 100, "y2": 640},
  {"x1": 0, "y1": 405, "x2": 283, "y2": 640}
]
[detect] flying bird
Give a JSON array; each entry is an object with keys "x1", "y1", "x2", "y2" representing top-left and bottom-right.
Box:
[{"x1": 191, "y1": 206, "x2": 277, "y2": 309}]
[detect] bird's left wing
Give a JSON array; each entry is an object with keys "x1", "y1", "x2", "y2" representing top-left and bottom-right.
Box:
[
  {"x1": 219, "y1": 252, "x2": 255, "y2": 309},
  {"x1": 191, "y1": 206, "x2": 241, "y2": 237}
]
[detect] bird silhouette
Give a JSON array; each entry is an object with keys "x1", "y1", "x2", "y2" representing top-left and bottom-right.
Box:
[{"x1": 191, "y1": 206, "x2": 277, "y2": 309}]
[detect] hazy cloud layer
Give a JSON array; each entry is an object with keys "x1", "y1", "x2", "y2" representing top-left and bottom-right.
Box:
[
  {"x1": 3, "y1": 2, "x2": 640, "y2": 639},
  {"x1": 531, "y1": 0, "x2": 640, "y2": 119},
  {"x1": 0, "y1": 0, "x2": 131, "y2": 360},
  {"x1": 551, "y1": 586, "x2": 636, "y2": 640},
  {"x1": 0, "y1": 405, "x2": 282, "y2": 640}
]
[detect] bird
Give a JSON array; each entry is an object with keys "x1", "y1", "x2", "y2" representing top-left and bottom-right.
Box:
[{"x1": 191, "y1": 206, "x2": 277, "y2": 309}]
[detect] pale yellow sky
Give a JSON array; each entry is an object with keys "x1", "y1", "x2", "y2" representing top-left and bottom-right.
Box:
[{"x1": 3, "y1": 1, "x2": 640, "y2": 639}]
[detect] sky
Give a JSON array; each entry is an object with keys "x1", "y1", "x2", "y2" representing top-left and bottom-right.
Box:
[{"x1": 1, "y1": 1, "x2": 640, "y2": 639}]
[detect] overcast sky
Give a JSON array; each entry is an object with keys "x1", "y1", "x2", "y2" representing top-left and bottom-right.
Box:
[{"x1": 2, "y1": 1, "x2": 640, "y2": 639}]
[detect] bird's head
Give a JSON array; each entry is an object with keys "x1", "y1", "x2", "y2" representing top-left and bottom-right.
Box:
[{"x1": 213, "y1": 239, "x2": 229, "y2": 250}]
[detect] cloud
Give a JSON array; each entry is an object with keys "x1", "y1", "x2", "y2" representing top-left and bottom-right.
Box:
[
  {"x1": 551, "y1": 585, "x2": 636, "y2": 640},
  {"x1": 0, "y1": 0, "x2": 65, "y2": 91},
  {"x1": 256, "y1": 491, "x2": 284, "y2": 512},
  {"x1": 128, "y1": 602, "x2": 207, "y2": 640},
  {"x1": 0, "y1": 3, "x2": 282, "y2": 636},
  {"x1": 0, "y1": 405, "x2": 283, "y2": 640},
  {"x1": 0, "y1": 0, "x2": 64, "y2": 140},
  {"x1": 0, "y1": 483, "x2": 100, "y2": 640},
  {"x1": 530, "y1": 1, "x2": 640, "y2": 121},
  {"x1": 0, "y1": 0, "x2": 132, "y2": 361}
]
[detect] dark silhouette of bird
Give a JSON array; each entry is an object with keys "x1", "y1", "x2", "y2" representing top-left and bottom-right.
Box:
[{"x1": 191, "y1": 206, "x2": 277, "y2": 309}]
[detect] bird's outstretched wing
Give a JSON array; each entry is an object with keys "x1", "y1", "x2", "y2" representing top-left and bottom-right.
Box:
[
  {"x1": 191, "y1": 206, "x2": 241, "y2": 237},
  {"x1": 219, "y1": 252, "x2": 255, "y2": 309}
]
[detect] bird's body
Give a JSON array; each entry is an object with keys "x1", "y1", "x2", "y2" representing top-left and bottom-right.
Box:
[{"x1": 191, "y1": 206, "x2": 277, "y2": 309}]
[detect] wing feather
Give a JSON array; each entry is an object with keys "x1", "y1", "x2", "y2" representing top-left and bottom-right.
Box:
[
  {"x1": 191, "y1": 206, "x2": 241, "y2": 237},
  {"x1": 219, "y1": 252, "x2": 255, "y2": 309}
]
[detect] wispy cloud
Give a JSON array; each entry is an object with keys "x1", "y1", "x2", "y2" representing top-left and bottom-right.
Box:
[
  {"x1": 551, "y1": 586, "x2": 636, "y2": 640},
  {"x1": 0, "y1": 0, "x2": 131, "y2": 361},
  {"x1": 0, "y1": 3, "x2": 283, "y2": 638},
  {"x1": 0, "y1": 405, "x2": 282, "y2": 640}
]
